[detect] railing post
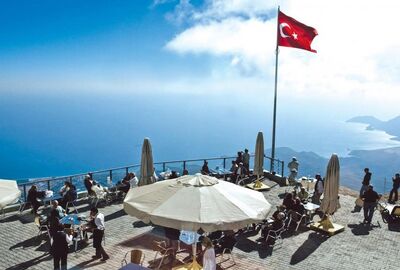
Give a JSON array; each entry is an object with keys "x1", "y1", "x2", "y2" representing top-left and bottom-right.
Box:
[
  {"x1": 163, "y1": 162, "x2": 166, "y2": 172},
  {"x1": 47, "y1": 180, "x2": 51, "y2": 191},
  {"x1": 183, "y1": 161, "x2": 186, "y2": 171},
  {"x1": 281, "y1": 160, "x2": 284, "y2": 176},
  {"x1": 223, "y1": 158, "x2": 226, "y2": 170},
  {"x1": 23, "y1": 185, "x2": 27, "y2": 202},
  {"x1": 69, "y1": 176, "x2": 73, "y2": 184},
  {"x1": 109, "y1": 170, "x2": 113, "y2": 181},
  {"x1": 125, "y1": 167, "x2": 129, "y2": 176}
]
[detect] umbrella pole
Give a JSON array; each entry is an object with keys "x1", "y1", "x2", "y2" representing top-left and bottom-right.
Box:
[{"x1": 186, "y1": 243, "x2": 201, "y2": 270}]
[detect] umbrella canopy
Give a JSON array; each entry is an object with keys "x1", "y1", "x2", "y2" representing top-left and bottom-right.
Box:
[
  {"x1": 320, "y1": 154, "x2": 341, "y2": 215},
  {"x1": 0, "y1": 180, "x2": 21, "y2": 209},
  {"x1": 124, "y1": 174, "x2": 271, "y2": 232},
  {"x1": 253, "y1": 132, "x2": 264, "y2": 177},
  {"x1": 139, "y1": 138, "x2": 155, "y2": 186}
]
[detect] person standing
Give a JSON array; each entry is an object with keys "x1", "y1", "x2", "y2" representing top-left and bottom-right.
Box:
[
  {"x1": 27, "y1": 185, "x2": 41, "y2": 215},
  {"x1": 51, "y1": 227, "x2": 73, "y2": 270},
  {"x1": 313, "y1": 174, "x2": 324, "y2": 204},
  {"x1": 288, "y1": 157, "x2": 299, "y2": 179},
  {"x1": 202, "y1": 237, "x2": 216, "y2": 270},
  {"x1": 360, "y1": 168, "x2": 372, "y2": 197},
  {"x1": 243, "y1": 149, "x2": 250, "y2": 175},
  {"x1": 389, "y1": 173, "x2": 400, "y2": 203},
  {"x1": 361, "y1": 185, "x2": 380, "y2": 224},
  {"x1": 90, "y1": 207, "x2": 110, "y2": 261}
]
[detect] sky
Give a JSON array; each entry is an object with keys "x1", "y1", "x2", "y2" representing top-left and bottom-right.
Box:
[
  {"x1": 0, "y1": 0, "x2": 399, "y2": 118},
  {"x1": 1, "y1": 0, "x2": 400, "y2": 178}
]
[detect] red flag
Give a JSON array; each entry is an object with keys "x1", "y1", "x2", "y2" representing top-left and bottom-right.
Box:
[{"x1": 278, "y1": 11, "x2": 318, "y2": 53}]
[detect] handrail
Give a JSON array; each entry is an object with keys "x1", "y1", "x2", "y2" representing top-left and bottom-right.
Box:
[{"x1": 17, "y1": 154, "x2": 284, "y2": 201}]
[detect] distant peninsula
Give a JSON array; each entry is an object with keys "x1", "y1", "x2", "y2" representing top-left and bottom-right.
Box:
[{"x1": 347, "y1": 115, "x2": 400, "y2": 141}]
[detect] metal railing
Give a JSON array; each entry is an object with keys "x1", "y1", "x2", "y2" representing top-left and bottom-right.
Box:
[{"x1": 17, "y1": 154, "x2": 284, "y2": 201}]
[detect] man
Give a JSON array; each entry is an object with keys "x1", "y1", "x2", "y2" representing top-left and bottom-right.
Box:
[
  {"x1": 298, "y1": 187, "x2": 309, "y2": 202},
  {"x1": 51, "y1": 226, "x2": 73, "y2": 270},
  {"x1": 313, "y1": 174, "x2": 324, "y2": 204},
  {"x1": 90, "y1": 207, "x2": 110, "y2": 261},
  {"x1": 361, "y1": 185, "x2": 380, "y2": 224},
  {"x1": 288, "y1": 157, "x2": 299, "y2": 180},
  {"x1": 360, "y1": 168, "x2": 372, "y2": 197},
  {"x1": 201, "y1": 160, "x2": 210, "y2": 175},
  {"x1": 389, "y1": 173, "x2": 400, "y2": 203},
  {"x1": 243, "y1": 149, "x2": 250, "y2": 175},
  {"x1": 50, "y1": 200, "x2": 66, "y2": 219}
]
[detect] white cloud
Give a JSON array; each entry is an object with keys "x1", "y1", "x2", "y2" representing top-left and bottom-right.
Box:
[{"x1": 164, "y1": 0, "x2": 400, "y2": 117}]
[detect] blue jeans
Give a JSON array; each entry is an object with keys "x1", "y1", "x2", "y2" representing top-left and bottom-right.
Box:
[
  {"x1": 360, "y1": 185, "x2": 368, "y2": 197},
  {"x1": 363, "y1": 202, "x2": 376, "y2": 223}
]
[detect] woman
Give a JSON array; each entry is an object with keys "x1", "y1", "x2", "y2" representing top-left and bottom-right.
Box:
[
  {"x1": 27, "y1": 185, "x2": 41, "y2": 215},
  {"x1": 202, "y1": 237, "x2": 216, "y2": 270}
]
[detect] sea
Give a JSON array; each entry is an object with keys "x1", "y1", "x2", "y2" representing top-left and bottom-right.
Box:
[{"x1": 1, "y1": 91, "x2": 399, "y2": 191}]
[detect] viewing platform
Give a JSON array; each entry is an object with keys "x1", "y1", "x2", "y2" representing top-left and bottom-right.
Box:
[{"x1": 1, "y1": 178, "x2": 399, "y2": 270}]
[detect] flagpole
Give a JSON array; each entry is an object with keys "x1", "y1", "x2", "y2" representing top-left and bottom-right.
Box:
[{"x1": 270, "y1": 6, "x2": 280, "y2": 173}]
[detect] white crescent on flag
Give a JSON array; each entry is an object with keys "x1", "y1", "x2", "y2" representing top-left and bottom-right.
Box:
[{"x1": 279, "y1": 23, "x2": 291, "y2": 38}]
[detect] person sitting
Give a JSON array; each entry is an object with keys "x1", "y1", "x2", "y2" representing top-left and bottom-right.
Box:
[
  {"x1": 261, "y1": 212, "x2": 285, "y2": 241},
  {"x1": 84, "y1": 174, "x2": 95, "y2": 196},
  {"x1": 272, "y1": 205, "x2": 287, "y2": 221},
  {"x1": 214, "y1": 231, "x2": 237, "y2": 254},
  {"x1": 60, "y1": 182, "x2": 77, "y2": 211},
  {"x1": 128, "y1": 173, "x2": 139, "y2": 189},
  {"x1": 283, "y1": 193, "x2": 295, "y2": 210},
  {"x1": 27, "y1": 185, "x2": 41, "y2": 215},
  {"x1": 201, "y1": 160, "x2": 210, "y2": 175},
  {"x1": 292, "y1": 198, "x2": 305, "y2": 215},
  {"x1": 208, "y1": 230, "x2": 223, "y2": 243},
  {"x1": 298, "y1": 187, "x2": 309, "y2": 202},
  {"x1": 182, "y1": 169, "x2": 189, "y2": 176},
  {"x1": 169, "y1": 171, "x2": 179, "y2": 179},
  {"x1": 50, "y1": 200, "x2": 66, "y2": 219}
]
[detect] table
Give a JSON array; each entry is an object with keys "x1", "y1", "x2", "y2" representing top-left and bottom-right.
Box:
[
  {"x1": 302, "y1": 202, "x2": 320, "y2": 223},
  {"x1": 119, "y1": 263, "x2": 150, "y2": 270},
  {"x1": 60, "y1": 214, "x2": 82, "y2": 226},
  {"x1": 41, "y1": 194, "x2": 63, "y2": 207}
]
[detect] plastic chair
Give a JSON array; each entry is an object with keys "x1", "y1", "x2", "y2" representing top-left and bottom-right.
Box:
[
  {"x1": 287, "y1": 211, "x2": 308, "y2": 231},
  {"x1": 34, "y1": 216, "x2": 51, "y2": 242},
  {"x1": 151, "y1": 240, "x2": 174, "y2": 270},
  {"x1": 121, "y1": 249, "x2": 146, "y2": 266},
  {"x1": 66, "y1": 200, "x2": 79, "y2": 214},
  {"x1": 264, "y1": 223, "x2": 286, "y2": 247}
]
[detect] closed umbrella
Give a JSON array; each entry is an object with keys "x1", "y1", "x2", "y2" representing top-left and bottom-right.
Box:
[
  {"x1": 319, "y1": 154, "x2": 341, "y2": 230},
  {"x1": 139, "y1": 138, "x2": 155, "y2": 186},
  {"x1": 253, "y1": 132, "x2": 264, "y2": 178},
  {"x1": 124, "y1": 174, "x2": 271, "y2": 269}
]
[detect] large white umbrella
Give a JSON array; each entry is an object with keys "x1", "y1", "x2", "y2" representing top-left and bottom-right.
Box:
[
  {"x1": 139, "y1": 138, "x2": 155, "y2": 186},
  {"x1": 124, "y1": 174, "x2": 271, "y2": 232},
  {"x1": 253, "y1": 132, "x2": 264, "y2": 178},
  {"x1": 0, "y1": 180, "x2": 21, "y2": 211},
  {"x1": 320, "y1": 154, "x2": 341, "y2": 215}
]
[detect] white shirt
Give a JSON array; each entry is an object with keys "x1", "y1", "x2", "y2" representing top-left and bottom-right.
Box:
[
  {"x1": 129, "y1": 177, "x2": 139, "y2": 188},
  {"x1": 203, "y1": 248, "x2": 216, "y2": 270},
  {"x1": 316, "y1": 181, "x2": 324, "y2": 194},
  {"x1": 66, "y1": 234, "x2": 73, "y2": 244},
  {"x1": 94, "y1": 213, "x2": 105, "y2": 230}
]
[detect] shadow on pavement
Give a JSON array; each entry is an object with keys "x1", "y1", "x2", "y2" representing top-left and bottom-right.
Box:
[
  {"x1": 235, "y1": 238, "x2": 273, "y2": 259},
  {"x1": 104, "y1": 209, "x2": 126, "y2": 222},
  {"x1": 290, "y1": 232, "x2": 328, "y2": 265},
  {"x1": 5, "y1": 253, "x2": 52, "y2": 270},
  {"x1": 347, "y1": 223, "x2": 377, "y2": 236}
]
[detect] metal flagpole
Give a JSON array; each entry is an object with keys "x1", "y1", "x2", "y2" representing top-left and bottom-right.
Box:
[{"x1": 270, "y1": 6, "x2": 280, "y2": 173}]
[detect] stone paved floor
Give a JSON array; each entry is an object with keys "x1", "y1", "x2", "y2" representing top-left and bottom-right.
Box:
[{"x1": 1, "y1": 180, "x2": 399, "y2": 270}]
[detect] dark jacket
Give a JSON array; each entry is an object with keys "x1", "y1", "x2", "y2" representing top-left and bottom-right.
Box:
[
  {"x1": 362, "y1": 189, "x2": 379, "y2": 203},
  {"x1": 27, "y1": 189, "x2": 39, "y2": 204},
  {"x1": 51, "y1": 231, "x2": 69, "y2": 256},
  {"x1": 362, "y1": 172, "x2": 372, "y2": 185},
  {"x1": 393, "y1": 177, "x2": 400, "y2": 189}
]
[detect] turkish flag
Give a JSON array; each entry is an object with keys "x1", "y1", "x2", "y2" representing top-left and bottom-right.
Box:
[{"x1": 278, "y1": 11, "x2": 318, "y2": 53}]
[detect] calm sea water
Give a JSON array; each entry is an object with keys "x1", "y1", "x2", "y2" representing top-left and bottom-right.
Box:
[{"x1": 1, "y1": 92, "x2": 399, "y2": 184}]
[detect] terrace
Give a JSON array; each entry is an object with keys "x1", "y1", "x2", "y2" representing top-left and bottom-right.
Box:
[{"x1": 1, "y1": 177, "x2": 399, "y2": 270}]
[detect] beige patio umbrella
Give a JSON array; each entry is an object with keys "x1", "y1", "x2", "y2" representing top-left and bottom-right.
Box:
[
  {"x1": 0, "y1": 180, "x2": 21, "y2": 215},
  {"x1": 319, "y1": 154, "x2": 341, "y2": 229},
  {"x1": 252, "y1": 132, "x2": 264, "y2": 189},
  {"x1": 139, "y1": 138, "x2": 155, "y2": 186},
  {"x1": 124, "y1": 174, "x2": 271, "y2": 269}
]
